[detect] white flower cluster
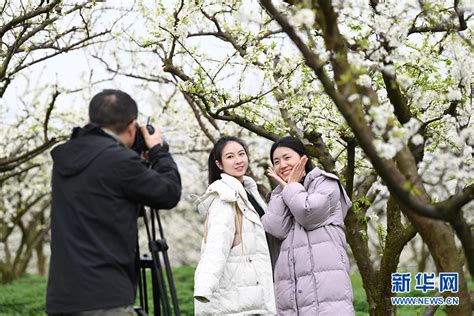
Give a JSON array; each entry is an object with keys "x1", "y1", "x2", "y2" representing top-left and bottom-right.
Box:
[
  {"x1": 446, "y1": 88, "x2": 463, "y2": 101},
  {"x1": 0, "y1": 198, "x2": 15, "y2": 228},
  {"x1": 410, "y1": 89, "x2": 441, "y2": 115},
  {"x1": 373, "y1": 135, "x2": 399, "y2": 159},
  {"x1": 2, "y1": 183, "x2": 22, "y2": 226},
  {"x1": 444, "y1": 37, "x2": 474, "y2": 88},
  {"x1": 411, "y1": 134, "x2": 424, "y2": 146},
  {"x1": 419, "y1": 151, "x2": 465, "y2": 200},
  {"x1": 368, "y1": 102, "x2": 393, "y2": 135},
  {"x1": 357, "y1": 74, "x2": 372, "y2": 87},
  {"x1": 373, "y1": 118, "x2": 422, "y2": 159},
  {"x1": 374, "y1": 2, "x2": 417, "y2": 47},
  {"x1": 367, "y1": 212, "x2": 380, "y2": 223},
  {"x1": 348, "y1": 51, "x2": 376, "y2": 71},
  {"x1": 396, "y1": 73, "x2": 415, "y2": 91},
  {"x1": 290, "y1": 8, "x2": 315, "y2": 28},
  {"x1": 416, "y1": 114, "x2": 473, "y2": 201}
]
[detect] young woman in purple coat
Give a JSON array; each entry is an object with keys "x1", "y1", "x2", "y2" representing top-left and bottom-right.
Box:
[{"x1": 262, "y1": 136, "x2": 355, "y2": 315}]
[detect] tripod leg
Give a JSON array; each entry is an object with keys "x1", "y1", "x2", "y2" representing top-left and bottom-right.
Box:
[
  {"x1": 136, "y1": 242, "x2": 147, "y2": 314},
  {"x1": 149, "y1": 241, "x2": 172, "y2": 316},
  {"x1": 161, "y1": 248, "x2": 180, "y2": 316},
  {"x1": 143, "y1": 210, "x2": 172, "y2": 316},
  {"x1": 155, "y1": 210, "x2": 181, "y2": 316},
  {"x1": 141, "y1": 261, "x2": 149, "y2": 313},
  {"x1": 150, "y1": 264, "x2": 160, "y2": 316}
]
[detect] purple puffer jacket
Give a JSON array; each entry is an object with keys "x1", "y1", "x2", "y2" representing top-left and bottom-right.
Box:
[{"x1": 262, "y1": 167, "x2": 354, "y2": 315}]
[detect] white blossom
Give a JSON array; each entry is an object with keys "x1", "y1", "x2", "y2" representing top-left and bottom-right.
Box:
[
  {"x1": 460, "y1": 127, "x2": 474, "y2": 144},
  {"x1": 348, "y1": 94, "x2": 359, "y2": 102},
  {"x1": 447, "y1": 89, "x2": 462, "y2": 101},
  {"x1": 369, "y1": 102, "x2": 393, "y2": 134},
  {"x1": 374, "y1": 15, "x2": 392, "y2": 34},
  {"x1": 397, "y1": 74, "x2": 415, "y2": 90},
  {"x1": 291, "y1": 8, "x2": 315, "y2": 28},
  {"x1": 357, "y1": 74, "x2": 372, "y2": 87},
  {"x1": 368, "y1": 213, "x2": 380, "y2": 222},
  {"x1": 362, "y1": 96, "x2": 371, "y2": 105},
  {"x1": 411, "y1": 134, "x2": 424, "y2": 145},
  {"x1": 404, "y1": 118, "x2": 421, "y2": 137},
  {"x1": 382, "y1": 64, "x2": 396, "y2": 76},
  {"x1": 347, "y1": 52, "x2": 373, "y2": 69},
  {"x1": 388, "y1": 125, "x2": 408, "y2": 148},
  {"x1": 445, "y1": 37, "x2": 474, "y2": 87},
  {"x1": 374, "y1": 139, "x2": 397, "y2": 159}
]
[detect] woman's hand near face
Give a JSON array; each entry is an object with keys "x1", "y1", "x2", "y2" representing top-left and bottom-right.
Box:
[
  {"x1": 267, "y1": 167, "x2": 287, "y2": 187},
  {"x1": 287, "y1": 156, "x2": 308, "y2": 184}
]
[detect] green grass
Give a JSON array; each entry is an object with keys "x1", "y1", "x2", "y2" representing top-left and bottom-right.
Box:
[
  {"x1": 135, "y1": 266, "x2": 195, "y2": 316},
  {"x1": 0, "y1": 268, "x2": 196, "y2": 316},
  {"x1": 0, "y1": 274, "x2": 46, "y2": 316},
  {"x1": 351, "y1": 273, "x2": 370, "y2": 313},
  {"x1": 0, "y1": 268, "x2": 472, "y2": 315}
]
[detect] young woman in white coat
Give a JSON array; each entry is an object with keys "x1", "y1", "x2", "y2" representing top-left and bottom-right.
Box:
[{"x1": 194, "y1": 136, "x2": 276, "y2": 315}]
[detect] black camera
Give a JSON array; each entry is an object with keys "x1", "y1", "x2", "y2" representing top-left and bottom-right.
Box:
[
  {"x1": 132, "y1": 120, "x2": 169, "y2": 154},
  {"x1": 132, "y1": 123, "x2": 155, "y2": 154}
]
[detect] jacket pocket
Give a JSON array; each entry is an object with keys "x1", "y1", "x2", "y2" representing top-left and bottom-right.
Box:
[
  {"x1": 324, "y1": 226, "x2": 346, "y2": 266},
  {"x1": 214, "y1": 284, "x2": 265, "y2": 314},
  {"x1": 217, "y1": 265, "x2": 235, "y2": 291}
]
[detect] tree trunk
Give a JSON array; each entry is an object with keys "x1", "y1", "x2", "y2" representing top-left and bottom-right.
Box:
[
  {"x1": 416, "y1": 242, "x2": 430, "y2": 273},
  {"x1": 396, "y1": 149, "x2": 472, "y2": 315},
  {"x1": 36, "y1": 242, "x2": 46, "y2": 276},
  {"x1": 0, "y1": 266, "x2": 15, "y2": 284},
  {"x1": 345, "y1": 195, "x2": 416, "y2": 315},
  {"x1": 403, "y1": 213, "x2": 472, "y2": 314},
  {"x1": 35, "y1": 212, "x2": 47, "y2": 276},
  {"x1": 371, "y1": 287, "x2": 396, "y2": 316}
]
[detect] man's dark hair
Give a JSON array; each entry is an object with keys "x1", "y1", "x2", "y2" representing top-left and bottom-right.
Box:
[
  {"x1": 208, "y1": 136, "x2": 249, "y2": 185},
  {"x1": 270, "y1": 136, "x2": 314, "y2": 174},
  {"x1": 89, "y1": 89, "x2": 138, "y2": 133}
]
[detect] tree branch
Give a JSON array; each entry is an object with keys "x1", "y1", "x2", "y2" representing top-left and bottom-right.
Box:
[
  {"x1": 0, "y1": 0, "x2": 61, "y2": 39},
  {"x1": 182, "y1": 92, "x2": 217, "y2": 143},
  {"x1": 408, "y1": 0, "x2": 468, "y2": 35},
  {"x1": 0, "y1": 138, "x2": 59, "y2": 173},
  {"x1": 381, "y1": 69, "x2": 411, "y2": 124},
  {"x1": 344, "y1": 138, "x2": 356, "y2": 195},
  {"x1": 43, "y1": 89, "x2": 60, "y2": 142},
  {"x1": 259, "y1": 0, "x2": 474, "y2": 221}
]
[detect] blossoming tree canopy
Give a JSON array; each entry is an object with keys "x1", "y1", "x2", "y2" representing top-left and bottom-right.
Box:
[{"x1": 118, "y1": 0, "x2": 472, "y2": 314}]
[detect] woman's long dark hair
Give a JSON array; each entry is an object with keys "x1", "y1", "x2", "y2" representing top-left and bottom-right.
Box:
[
  {"x1": 208, "y1": 136, "x2": 249, "y2": 184},
  {"x1": 269, "y1": 136, "x2": 314, "y2": 174}
]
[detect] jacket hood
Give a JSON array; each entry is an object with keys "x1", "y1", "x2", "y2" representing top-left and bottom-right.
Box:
[
  {"x1": 308, "y1": 168, "x2": 352, "y2": 218},
  {"x1": 196, "y1": 174, "x2": 257, "y2": 216},
  {"x1": 272, "y1": 167, "x2": 352, "y2": 218},
  {"x1": 51, "y1": 124, "x2": 120, "y2": 177}
]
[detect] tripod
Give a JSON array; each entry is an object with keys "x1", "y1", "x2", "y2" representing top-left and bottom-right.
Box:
[{"x1": 135, "y1": 207, "x2": 180, "y2": 316}]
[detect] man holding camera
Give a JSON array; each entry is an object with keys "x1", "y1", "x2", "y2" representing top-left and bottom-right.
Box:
[{"x1": 46, "y1": 89, "x2": 181, "y2": 316}]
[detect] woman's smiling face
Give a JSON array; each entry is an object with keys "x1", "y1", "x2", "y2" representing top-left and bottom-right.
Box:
[
  {"x1": 216, "y1": 141, "x2": 248, "y2": 181},
  {"x1": 272, "y1": 146, "x2": 301, "y2": 182}
]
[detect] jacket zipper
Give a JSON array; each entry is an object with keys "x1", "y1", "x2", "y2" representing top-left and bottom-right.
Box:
[{"x1": 289, "y1": 224, "x2": 298, "y2": 314}]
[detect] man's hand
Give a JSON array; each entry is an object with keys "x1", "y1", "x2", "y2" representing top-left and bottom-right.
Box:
[
  {"x1": 267, "y1": 167, "x2": 287, "y2": 188},
  {"x1": 141, "y1": 124, "x2": 163, "y2": 149},
  {"x1": 287, "y1": 156, "x2": 308, "y2": 184}
]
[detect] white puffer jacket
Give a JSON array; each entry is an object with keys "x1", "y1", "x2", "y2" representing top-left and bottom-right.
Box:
[{"x1": 194, "y1": 174, "x2": 276, "y2": 315}]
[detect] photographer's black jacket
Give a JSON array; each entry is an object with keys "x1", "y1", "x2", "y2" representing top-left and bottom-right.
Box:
[{"x1": 46, "y1": 124, "x2": 181, "y2": 313}]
